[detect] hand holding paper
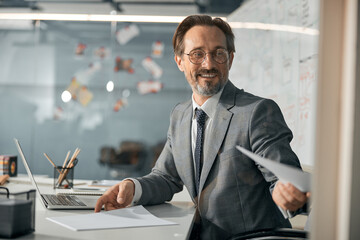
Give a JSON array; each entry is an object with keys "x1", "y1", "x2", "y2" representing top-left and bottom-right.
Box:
[
  {"x1": 235, "y1": 146, "x2": 311, "y2": 192},
  {"x1": 236, "y1": 145, "x2": 311, "y2": 211},
  {"x1": 272, "y1": 181, "x2": 310, "y2": 211}
]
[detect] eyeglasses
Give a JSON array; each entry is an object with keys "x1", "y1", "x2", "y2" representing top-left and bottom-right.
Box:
[{"x1": 184, "y1": 48, "x2": 229, "y2": 64}]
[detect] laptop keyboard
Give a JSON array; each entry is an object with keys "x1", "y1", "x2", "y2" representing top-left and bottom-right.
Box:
[{"x1": 44, "y1": 194, "x2": 86, "y2": 206}]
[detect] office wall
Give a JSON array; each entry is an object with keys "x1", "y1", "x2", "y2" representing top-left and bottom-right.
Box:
[
  {"x1": 0, "y1": 21, "x2": 192, "y2": 179},
  {"x1": 228, "y1": 0, "x2": 319, "y2": 166}
]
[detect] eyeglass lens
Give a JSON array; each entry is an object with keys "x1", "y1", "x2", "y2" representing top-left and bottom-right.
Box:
[{"x1": 188, "y1": 49, "x2": 228, "y2": 64}]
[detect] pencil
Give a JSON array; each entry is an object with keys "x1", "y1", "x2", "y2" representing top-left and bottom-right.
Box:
[
  {"x1": 58, "y1": 148, "x2": 81, "y2": 186},
  {"x1": 56, "y1": 150, "x2": 71, "y2": 186},
  {"x1": 57, "y1": 149, "x2": 76, "y2": 186},
  {"x1": 44, "y1": 153, "x2": 71, "y2": 186},
  {"x1": 62, "y1": 151, "x2": 71, "y2": 171},
  {"x1": 68, "y1": 148, "x2": 79, "y2": 165},
  {"x1": 44, "y1": 153, "x2": 57, "y2": 168},
  {"x1": 69, "y1": 148, "x2": 81, "y2": 167}
]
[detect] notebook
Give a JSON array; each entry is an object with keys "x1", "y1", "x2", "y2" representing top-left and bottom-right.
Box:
[{"x1": 14, "y1": 138, "x2": 100, "y2": 210}]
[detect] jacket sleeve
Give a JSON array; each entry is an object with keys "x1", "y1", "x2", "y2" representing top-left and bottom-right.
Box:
[
  {"x1": 249, "y1": 98, "x2": 302, "y2": 182},
  {"x1": 249, "y1": 99, "x2": 308, "y2": 216}
]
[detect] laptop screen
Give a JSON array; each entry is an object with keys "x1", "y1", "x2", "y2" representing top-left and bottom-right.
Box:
[{"x1": 14, "y1": 138, "x2": 46, "y2": 206}]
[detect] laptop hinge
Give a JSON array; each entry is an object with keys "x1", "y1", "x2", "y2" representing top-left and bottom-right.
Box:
[{"x1": 42, "y1": 195, "x2": 49, "y2": 207}]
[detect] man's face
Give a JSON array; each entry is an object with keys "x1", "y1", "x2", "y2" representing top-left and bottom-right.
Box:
[{"x1": 175, "y1": 25, "x2": 234, "y2": 98}]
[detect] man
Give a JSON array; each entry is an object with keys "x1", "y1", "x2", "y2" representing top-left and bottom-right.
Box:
[{"x1": 95, "y1": 15, "x2": 310, "y2": 239}]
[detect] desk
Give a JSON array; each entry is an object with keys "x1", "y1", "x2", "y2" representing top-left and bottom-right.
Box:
[{"x1": 1, "y1": 176, "x2": 195, "y2": 240}]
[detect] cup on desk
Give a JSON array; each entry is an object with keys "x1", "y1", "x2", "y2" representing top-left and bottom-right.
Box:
[{"x1": 53, "y1": 166, "x2": 74, "y2": 189}]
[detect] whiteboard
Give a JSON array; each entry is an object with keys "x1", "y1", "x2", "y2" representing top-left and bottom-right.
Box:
[{"x1": 228, "y1": 0, "x2": 319, "y2": 166}]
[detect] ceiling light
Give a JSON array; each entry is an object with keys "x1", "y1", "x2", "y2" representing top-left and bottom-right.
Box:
[
  {"x1": 0, "y1": 13, "x2": 318, "y2": 35},
  {"x1": 0, "y1": 13, "x2": 195, "y2": 23},
  {"x1": 229, "y1": 22, "x2": 319, "y2": 36},
  {"x1": 61, "y1": 90, "x2": 72, "y2": 103},
  {"x1": 106, "y1": 81, "x2": 114, "y2": 92}
]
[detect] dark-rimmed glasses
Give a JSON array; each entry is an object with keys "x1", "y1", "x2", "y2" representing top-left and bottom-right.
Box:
[{"x1": 184, "y1": 48, "x2": 229, "y2": 64}]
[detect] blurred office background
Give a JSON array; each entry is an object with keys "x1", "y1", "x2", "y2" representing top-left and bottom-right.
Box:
[
  {"x1": 0, "y1": 0, "x2": 319, "y2": 180},
  {"x1": 0, "y1": 0, "x2": 243, "y2": 180},
  {"x1": 2, "y1": 1, "x2": 360, "y2": 239}
]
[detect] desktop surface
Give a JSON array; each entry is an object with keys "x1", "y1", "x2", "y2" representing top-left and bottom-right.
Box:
[{"x1": 1, "y1": 176, "x2": 195, "y2": 240}]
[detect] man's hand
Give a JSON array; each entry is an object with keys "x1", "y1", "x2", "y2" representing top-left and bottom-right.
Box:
[
  {"x1": 272, "y1": 182, "x2": 310, "y2": 212},
  {"x1": 94, "y1": 180, "x2": 135, "y2": 212}
]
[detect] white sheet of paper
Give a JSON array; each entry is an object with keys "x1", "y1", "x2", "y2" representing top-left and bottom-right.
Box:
[
  {"x1": 46, "y1": 205, "x2": 177, "y2": 231},
  {"x1": 236, "y1": 146, "x2": 311, "y2": 192}
]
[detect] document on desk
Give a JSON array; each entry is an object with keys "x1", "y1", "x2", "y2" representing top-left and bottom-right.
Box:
[
  {"x1": 236, "y1": 146, "x2": 311, "y2": 192},
  {"x1": 46, "y1": 205, "x2": 177, "y2": 231}
]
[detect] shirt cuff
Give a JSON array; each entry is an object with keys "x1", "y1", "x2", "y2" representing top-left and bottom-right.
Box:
[
  {"x1": 124, "y1": 178, "x2": 142, "y2": 206},
  {"x1": 277, "y1": 205, "x2": 291, "y2": 219},
  {"x1": 273, "y1": 181, "x2": 291, "y2": 219}
]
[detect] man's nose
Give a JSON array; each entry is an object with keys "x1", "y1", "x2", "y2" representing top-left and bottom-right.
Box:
[{"x1": 201, "y1": 53, "x2": 216, "y2": 68}]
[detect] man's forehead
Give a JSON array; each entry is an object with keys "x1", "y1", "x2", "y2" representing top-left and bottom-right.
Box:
[
  {"x1": 184, "y1": 25, "x2": 225, "y2": 37},
  {"x1": 183, "y1": 25, "x2": 227, "y2": 50}
]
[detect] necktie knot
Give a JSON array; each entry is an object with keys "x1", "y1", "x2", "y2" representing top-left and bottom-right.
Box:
[{"x1": 195, "y1": 109, "x2": 207, "y2": 127}]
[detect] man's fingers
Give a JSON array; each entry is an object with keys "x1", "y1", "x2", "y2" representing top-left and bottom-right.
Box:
[
  {"x1": 94, "y1": 180, "x2": 135, "y2": 212},
  {"x1": 117, "y1": 184, "x2": 128, "y2": 204},
  {"x1": 280, "y1": 183, "x2": 304, "y2": 205},
  {"x1": 95, "y1": 195, "x2": 115, "y2": 212},
  {"x1": 276, "y1": 183, "x2": 296, "y2": 211},
  {"x1": 274, "y1": 182, "x2": 309, "y2": 211},
  {"x1": 94, "y1": 198, "x2": 104, "y2": 212},
  {"x1": 94, "y1": 183, "x2": 121, "y2": 212},
  {"x1": 117, "y1": 180, "x2": 135, "y2": 206},
  {"x1": 104, "y1": 203, "x2": 119, "y2": 211},
  {"x1": 285, "y1": 183, "x2": 307, "y2": 203}
]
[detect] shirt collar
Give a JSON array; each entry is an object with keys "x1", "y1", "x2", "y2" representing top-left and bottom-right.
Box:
[{"x1": 192, "y1": 86, "x2": 224, "y2": 120}]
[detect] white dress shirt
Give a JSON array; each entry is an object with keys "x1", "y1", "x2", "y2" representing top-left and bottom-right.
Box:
[
  {"x1": 129, "y1": 87, "x2": 224, "y2": 205},
  {"x1": 191, "y1": 88, "x2": 224, "y2": 173}
]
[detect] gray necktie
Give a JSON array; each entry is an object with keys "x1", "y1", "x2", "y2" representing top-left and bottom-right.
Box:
[{"x1": 195, "y1": 108, "x2": 207, "y2": 195}]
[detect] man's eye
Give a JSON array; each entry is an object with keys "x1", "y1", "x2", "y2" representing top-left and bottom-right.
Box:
[
  {"x1": 192, "y1": 52, "x2": 204, "y2": 58},
  {"x1": 216, "y1": 50, "x2": 226, "y2": 56}
]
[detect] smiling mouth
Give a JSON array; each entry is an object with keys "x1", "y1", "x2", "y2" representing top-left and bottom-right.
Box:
[
  {"x1": 199, "y1": 73, "x2": 217, "y2": 78},
  {"x1": 196, "y1": 69, "x2": 219, "y2": 80},
  {"x1": 197, "y1": 72, "x2": 219, "y2": 79}
]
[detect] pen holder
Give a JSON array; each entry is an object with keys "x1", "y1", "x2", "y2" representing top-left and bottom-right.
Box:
[{"x1": 54, "y1": 166, "x2": 74, "y2": 189}]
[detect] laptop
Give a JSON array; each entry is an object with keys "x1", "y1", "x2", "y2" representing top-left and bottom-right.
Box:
[{"x1": 14, "y1": 138, "x2": 100, "y2": 210}]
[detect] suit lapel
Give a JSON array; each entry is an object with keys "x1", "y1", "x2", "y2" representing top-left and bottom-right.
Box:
[{"x1": 199, "y1": 81, "x2": 236, "y2": 194}]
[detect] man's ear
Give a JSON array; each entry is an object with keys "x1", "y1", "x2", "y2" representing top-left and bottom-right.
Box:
[
  {"x1": 174, "y1": 55, "x2": 184, "y2": 72},
  {"x1": 228, "y1": 51, "x2": 234, "y2": 70}
]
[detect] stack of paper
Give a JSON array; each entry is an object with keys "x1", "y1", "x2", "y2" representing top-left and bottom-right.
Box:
[{"x1": 47, "y1": 206, "x2": 177, "y2": 231}]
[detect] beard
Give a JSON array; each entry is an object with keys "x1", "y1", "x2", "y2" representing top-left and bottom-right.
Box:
[{"x1": 192, "y1": 68, "x2": 227, "y2": 96}]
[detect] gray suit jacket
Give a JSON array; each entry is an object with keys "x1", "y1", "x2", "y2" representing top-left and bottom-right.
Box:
[{"x1": 136, "y1": 80, "x2": 302, "y2": 238}]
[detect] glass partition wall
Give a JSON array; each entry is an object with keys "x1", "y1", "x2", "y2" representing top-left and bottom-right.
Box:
[{"x1": 0, "y1": 19, "x2": 192, "y2": 180}]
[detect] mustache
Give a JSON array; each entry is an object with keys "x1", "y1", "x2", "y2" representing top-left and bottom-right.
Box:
[{"x1": 195, "y1": 68, "x2": 219, "y2": 77}]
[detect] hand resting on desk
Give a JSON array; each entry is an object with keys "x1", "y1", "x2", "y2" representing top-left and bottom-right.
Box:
[{"x1": 94, "y1": 180, "x2": 135, "y2": 212}]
